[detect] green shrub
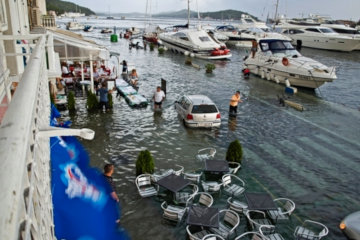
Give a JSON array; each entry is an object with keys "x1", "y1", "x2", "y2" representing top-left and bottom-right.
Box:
[
  {"x1": 226, "y1": 140, "x2": 243, "y2": 163},
  {"x1": 67, "y1": 91, "x2": 76, "y2": 110},
  {"x1": 149, "y1": 43, "x2": 155, "y2": 51},
  {"x1": 205, "y1": 63, "x2": 216, "y2": 73},
  {"x1": 107, "y1": 93, "x2": 113, "y2": 109},
  {"x1": 158, "y1": 47, "x2": 165, "y2": 54},
  {"x1": 86, "y1": 91, "x2": 98, "y2": 110},
  {"x1": 185, "y1": 58, "x2": 192, "y2": 65},
  {"x1": 135, "y1": 150, "x2": 155, "y2": 176}
]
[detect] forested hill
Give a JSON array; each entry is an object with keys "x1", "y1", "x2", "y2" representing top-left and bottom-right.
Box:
[
  {"x1": 154, "y1": 9, "x2": 258, "y2": 21},
  {"x1": 46, "y1": 0, "x2": 95, "y2": 16}
]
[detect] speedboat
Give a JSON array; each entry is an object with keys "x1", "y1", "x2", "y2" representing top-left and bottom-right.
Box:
[
  {"x1": 83, "y1": 25, "x2": 93, "y2": 32},
  {"x1": 234, "y1": 14, "x2": 269, "y2": 31},
  {"x1": 243, "y1": 39, "x2": 336, "y2": 89},
  {"x1": 234, "y1": 28, "x2": 292, "y2": 48},
  {"x1": 159, "y1": 27, "x2": 232, "y2": 60},
  {"x1": 66, "y1": 21, "x2": 84, "y2": 31},
  {"x1": 101, "y1": 28, "x2": 112, "y2": 34},
  {"x1": 280, "y1": 26, "x2": 360, "y2": 52}
]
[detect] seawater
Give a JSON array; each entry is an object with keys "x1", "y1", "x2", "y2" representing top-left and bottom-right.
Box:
[{"x1": 57, "y1": 17, "x2": 360, "y2": 239}]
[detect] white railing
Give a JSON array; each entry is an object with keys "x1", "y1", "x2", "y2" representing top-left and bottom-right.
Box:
[{"x1": 0, "y1": 35, "x2": 56, "y2": 240}]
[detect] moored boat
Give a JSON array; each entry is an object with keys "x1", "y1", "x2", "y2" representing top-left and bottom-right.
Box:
[{"x1": 244, "y1": 38, "x2": 336, "y2": 89}]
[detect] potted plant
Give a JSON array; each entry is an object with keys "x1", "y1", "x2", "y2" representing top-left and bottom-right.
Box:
[
  {"x1": 107, "y1": 93, "x2": 113, "y2": 109},
  {"x1": 67, "y1": 91, "x2": 76, "y2": 111},
  {"x1": 136, "y1": 150, "x2": 155, "y2": 176},
  {"x1": 205, "y1": 63, "x2": 215, "y2": 73},
  {"x1": 149, "y1": 43, "x2": 155, "y2": 51},
  {"x1": 226, "y1": 140, "x2": 243, "y2": 163},
  {"x1": 158, "y1": 47, "x2": 165, "y2": 54},
  {"x1": 86, "y1": 91, "x2": 98, "y2": 111}
]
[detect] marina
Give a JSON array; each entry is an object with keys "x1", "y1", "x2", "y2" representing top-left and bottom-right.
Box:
[{"x1": 1, "y1": 0, "x2": 360, "y2": 239}]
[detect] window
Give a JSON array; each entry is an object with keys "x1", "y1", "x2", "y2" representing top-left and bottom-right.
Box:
[
  {"x1": 332, "y1": 28, "x2": 358, "y2": 34},
  {"x1": 0, "y1": 0, "x2": 8, "y2": 32},
  {"x1": 289, "y1": 29, "x2": 304, "y2": 34},
  {"x1": 319, "y1": 28, "x2": 335, "y2": 33},
  {"x1": 199, "y1": 36, "x2": 211, "y2": 42},
  {"x1": 174, "y1": 32, "x2": 189, "y2": 41},
  {"x1": 305, "y1": 28, "x2": 321, "y2": 33},
  {"x1": 260, "y1": 42, "x2": 269, "y2": 51},
  {"x1": 191, "y1": 105, "x2": 218, "y2": 114}
]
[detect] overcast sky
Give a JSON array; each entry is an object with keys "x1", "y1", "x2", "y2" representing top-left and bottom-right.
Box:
[{"x1": 66, "y1": 0, "x2": 360, "y2": 21}]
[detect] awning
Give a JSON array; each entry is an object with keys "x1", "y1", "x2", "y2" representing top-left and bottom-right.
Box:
[{"x1": 50, "y1": 29, "x2": 109, "y2": 61}]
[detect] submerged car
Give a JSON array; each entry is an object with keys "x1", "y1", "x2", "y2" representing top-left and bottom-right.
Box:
[
  {"x1": 340, "y1": 211, "x2": 360, "y2": 240},
  {"x1": 175, "y1": 95, "x2": 221, "y2": 128}
]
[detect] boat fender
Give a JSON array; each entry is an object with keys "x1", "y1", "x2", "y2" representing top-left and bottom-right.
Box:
[
  {"x1": 184, "y1": 51, "x2": 190, "y2": 56},
  {"x1": 261, "y1": 70, "x2": 265, "y2": 79},
  {"x1": 282, "y1": 57, "x2": 289, "y2": 66},
  {"x1": 190, "y1": 53, "x2": 195, "y2": 57},
  {"x1": 284, "y1": 99, "x2": 303, "y2": 111},
  {"x1": 266, "y1": 72, "x2": 271, "y2": 81},
  {"x1": 285, "y1": 79, "x2": 291, "y2": 87},
  {"x1": 274, "y1": 76, "x2": 280, "y2": 84}
]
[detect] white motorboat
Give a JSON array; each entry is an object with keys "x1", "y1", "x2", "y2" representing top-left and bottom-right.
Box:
[
  {"x1": 234, "y1": 14, "x2": 269, "y2": 31},
  {"x1": 279, "y1": 26, "x2": 360, "y2": 52},
  {"x1": 243, "y1": 39, "x2": 336, "y2": 89},
  {"x1": 66, "y1": 21, "x2": 84, "y2": 31},
  {"x1": 320, "y1": 24, "x2": 360, "y2": 50},
  {"x1": 235, "y1": 27, "x2": 292, "y2": 48},
  {"x1": 159, "y1": 27, "x2": 232, "y2": 60}
]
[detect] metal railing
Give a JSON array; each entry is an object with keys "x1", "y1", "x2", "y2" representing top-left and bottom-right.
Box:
[{"x1": 0, "y1": 35, "x2": 56, "y2": 240}]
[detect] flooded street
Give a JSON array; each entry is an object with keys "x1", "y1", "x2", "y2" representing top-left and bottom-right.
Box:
[{"x1": 58, "y1": 17, "x2": 360, "y2": 239}]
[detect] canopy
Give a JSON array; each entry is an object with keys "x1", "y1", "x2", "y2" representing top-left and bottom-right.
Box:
[{"x1": 50, "y1": 29, "x2": 109, "y2": 61}]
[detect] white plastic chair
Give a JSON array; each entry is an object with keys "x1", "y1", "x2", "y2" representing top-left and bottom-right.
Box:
[
  {"x1": 175, "y1": 184, "x2": 199, "y2": 204},
  {"x1": 174, "y1": 164, "x2": 184, "y2": 176},
  {"x1": 187, "y1": 225, "x2": 212, "y2": 240},
  {"x1": 235, "y1": 231, "x2": 266, "y2": 240},
  {"x1": 222, "y1": 174, "x2": 245, "y2": 197},
  {"x1": 210, "y1": 209, "x2": 240, "y2": 239},
  {"x1": 186, "y1": 192, "x2": 214, "y2": 207},
  {"x1": 294, "y1": 220, "x2": 329, "y2": 240},
  {"x1": 201, "y1": 180, "x2": 223, "y2": 194},
  {"x1": 135, "y1": 174, "x2": 157, "y2": 198},
  {"x1": 151, "y1": 168, "x2": 174, "y2": 183},
  {"x1": 201, "y1": 234, "x2": 226, "y2": 240},
  {"x1": 184, "y1": 172, "x2": 203, "y2": 184},
  {"x1": 267, "y1": 198, "x2": 295, "y2": 222},
  {"x1": 259, "y1": 225, "x2": 285, "y2": 240},
  {"x1": 160, "y1": 201, "x2": 187, "y2": 223},
  {"x1": 227, "y1": 197, "x2": 248, "y2": 216},
  {"x1": 245, "y1": 210, "x2": 272, "y2": 232},
  {"x1": 196, "y1": 147, "x2": 216, "y2": 161}
]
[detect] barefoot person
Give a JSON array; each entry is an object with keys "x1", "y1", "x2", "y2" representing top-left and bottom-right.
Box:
[
  {"x1": 153, "y1": 86, "x2": 165, "y2": 110},
  {"x1": 251, "y1": 39, "x2": 258, "y2": 58},
  {"x1": 229, "y1": 91, "x2": 243, "y2": 116}
]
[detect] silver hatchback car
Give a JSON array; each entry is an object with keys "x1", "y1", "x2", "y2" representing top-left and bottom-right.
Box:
[{"x1": 175, "y1": 95, "x2": 221, "y2": 128}]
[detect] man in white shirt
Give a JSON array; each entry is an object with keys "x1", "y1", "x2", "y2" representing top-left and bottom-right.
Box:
[{"x1": 153, "y1": 86, "x2": 165, "y2": 110}]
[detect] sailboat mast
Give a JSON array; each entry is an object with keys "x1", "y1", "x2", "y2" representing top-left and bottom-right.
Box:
[
  {"x1": 274, "y1": 0, "x2": 279, "y2": 24},
  {"x1": 187, "y1": 0, "x2": 190, "y2": 28}
]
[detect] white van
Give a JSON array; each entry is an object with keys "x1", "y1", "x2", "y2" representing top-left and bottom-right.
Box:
[{"x1": 175, "y1": 95, "x2": 221, "y2": 128}]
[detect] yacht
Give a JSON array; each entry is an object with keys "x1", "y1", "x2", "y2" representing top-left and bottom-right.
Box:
[
  {"x1": 320, "y1": 24, "x2": 360, "y2": 50},
  {"x1": 66, "y1": 20, "x2": 84, "y2": 31},
  {"x1": 280, "y1": 26, "x2": 360, "y2": 52},
  {"x1": 236, "y1": 28, "x2": 292, "y2": 48},
  {"x1": 243, "y1": 39, "x2": 336, "y2": 89},
  {"x1": 159, "y1": 27, "x2": 232, "y2": 60},
  {"x1": 234, "y1": 14, "x2": 269, "y2": 31}
]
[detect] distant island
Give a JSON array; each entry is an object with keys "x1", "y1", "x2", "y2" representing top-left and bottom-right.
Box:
[
  {"x1": 96, "y1": 9, "x2": 259, "y2": 21},
  {"x1": 46, "y1": 0, "x2": 95, "y2": 16},
  {"x1": 154, "y1": 9, "x2": 258, "y2": 21}
]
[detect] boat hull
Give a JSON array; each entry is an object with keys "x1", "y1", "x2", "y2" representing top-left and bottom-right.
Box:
[
  {"x1": 161, "y1": 39, "x2": 232, "y2": 60},
  {"x1": 245, "y1": 63, "x2": 334, "y2": 89}
]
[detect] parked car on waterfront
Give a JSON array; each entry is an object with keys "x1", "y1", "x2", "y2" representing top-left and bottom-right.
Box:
[
  {"x1": 340, "y1": 211, "x2": 360, "y2": 240},
  {"x1": 175, "y1": 95, "x2": 221, "y2": 128}
]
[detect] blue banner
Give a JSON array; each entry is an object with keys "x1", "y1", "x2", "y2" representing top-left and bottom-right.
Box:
[{"x1": 50, "y1": 106, "x2": 128, "y2": 239}]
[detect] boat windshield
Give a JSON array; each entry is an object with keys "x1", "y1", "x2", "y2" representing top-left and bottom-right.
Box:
[
  {"x1": 260, "y1": 40, "x2": 300, "y2": 57},
  {"x1": 319, "y1": 28, "x2": 335, "y2": 33}
]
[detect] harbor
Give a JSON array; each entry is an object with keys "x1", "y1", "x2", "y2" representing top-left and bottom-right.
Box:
[
  {"x1": 1, "y1": 0, "x2": 360, "y2": 239},
  {"x1": 54, "y1": 16, "x2": 360, "y2": 239}
]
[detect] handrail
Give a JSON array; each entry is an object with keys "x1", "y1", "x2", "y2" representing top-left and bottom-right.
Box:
[{"x1": 0, "y1": 35, "x2": 56, "y2": 239}]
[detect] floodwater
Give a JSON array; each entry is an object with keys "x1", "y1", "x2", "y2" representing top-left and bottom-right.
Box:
[{"x1": 58, "y1": 17, "x2": 360, "y2": 239}]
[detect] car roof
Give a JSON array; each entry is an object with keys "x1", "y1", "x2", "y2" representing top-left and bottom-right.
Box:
[{"x1": 186, "y1": 95, "x2": 215, "y2": 105}]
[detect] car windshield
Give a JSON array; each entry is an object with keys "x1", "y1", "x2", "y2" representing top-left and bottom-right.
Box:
[
  {"x1": 192, "y1": 105, "x2": 218, "y2": 113},
  {"x1": 260, "y1": 40, "x2": 300, "y2": 57}
]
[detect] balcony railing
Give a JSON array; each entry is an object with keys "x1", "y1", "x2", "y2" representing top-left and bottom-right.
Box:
[
  {"x1": 0, "y1": 34, "x2": 56, "y2": 240},
  {"x1": 42, "y1": 15, "x2": 56, "y2": 29}
]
